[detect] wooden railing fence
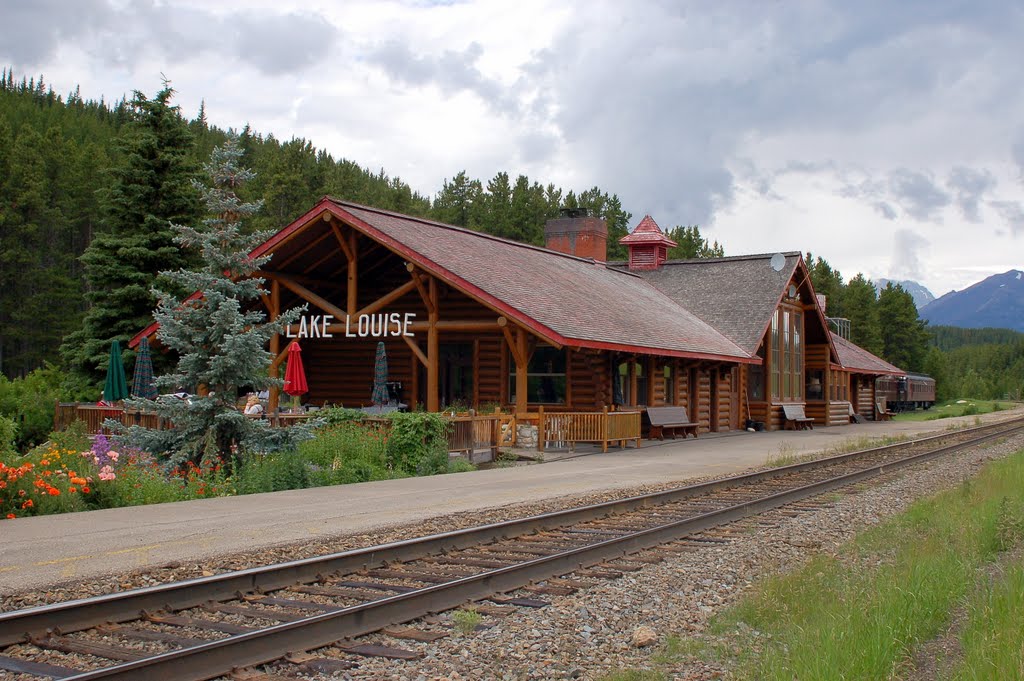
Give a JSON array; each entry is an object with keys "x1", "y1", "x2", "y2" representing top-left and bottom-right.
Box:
[{"x1": 537, "y1": 406, "x2": 642, "y2": 453}]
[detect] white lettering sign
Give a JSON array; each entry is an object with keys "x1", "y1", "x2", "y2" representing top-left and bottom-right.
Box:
[{"x1": 286, "y1": 313, "x2": 415, "y2": 339}]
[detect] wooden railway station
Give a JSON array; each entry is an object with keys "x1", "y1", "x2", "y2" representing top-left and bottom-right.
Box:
[{"x1": 126, "y1": 197, "x2": 903, "y2": 447}]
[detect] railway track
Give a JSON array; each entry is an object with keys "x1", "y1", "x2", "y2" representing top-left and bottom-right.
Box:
[{"x1": 2, "y1": 417, "x2": 1022, "y2": 680}]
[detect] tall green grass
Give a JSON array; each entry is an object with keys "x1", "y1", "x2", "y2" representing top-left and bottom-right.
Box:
[
  {"x1": 709, "y1": 449, "x2": 1024, "y2": 680},
  {"x1": 953, "y1": 561, "x2": 1024, "y2": 680}
]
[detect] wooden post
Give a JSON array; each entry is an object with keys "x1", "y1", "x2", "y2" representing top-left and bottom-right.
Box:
[
  {"x1": 268, "y1": 279, "x2": 281, "y2": 413},
  {"x1": 347, "y1": 232, "x2": 358, "y2": 316},
  {"x1": 629, "y1": 358, "x2": 638, "y2": 407},
  {"x1": 515, "y1": 328, "x2": 528, "y2": 416},
  {"x1": 426, "y1": 277, "x2": 439, "y2": 412},
  {"x1": 601, "y1": 405, "x2": 609, "y2": 453},
  {"x1": 537, "y1": 405, "x2": 545, "y2": 453}
]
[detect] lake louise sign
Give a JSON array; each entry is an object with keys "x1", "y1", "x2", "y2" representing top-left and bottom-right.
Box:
[{"x1": 285, "y1": 313, "x2": 416, "y2": 339}]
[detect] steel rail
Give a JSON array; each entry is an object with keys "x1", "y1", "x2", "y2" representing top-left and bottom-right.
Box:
[
  {"x1": 60, "y1": 419, "x2": 1024, "y2": 681},
  {"x1": 2, "y1": 418, "x2": 1021, "y2": 649}
]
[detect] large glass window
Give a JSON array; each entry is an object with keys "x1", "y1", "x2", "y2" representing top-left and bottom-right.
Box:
[
  {"x1": 770, "y1": 306, "x2": 804, "y2": 401},
  {"x1": 509, "y1": 346, "x2": 566, "y2": 404}
]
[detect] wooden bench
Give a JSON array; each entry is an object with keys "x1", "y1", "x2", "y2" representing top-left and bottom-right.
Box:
[
  {"x1": 644, "y1": 406, "x2": 698, "y2": 440},
  {"x1": 781, "y1": 403, "x2": 814, "y2": 430},
  {"x1": 875, "y1": 400, "x2": 894, "y2": 421}
]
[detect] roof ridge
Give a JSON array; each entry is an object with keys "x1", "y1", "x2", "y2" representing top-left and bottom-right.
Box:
[{"x1": 328, "y1": 196, "x2": 621, "y2": 268}]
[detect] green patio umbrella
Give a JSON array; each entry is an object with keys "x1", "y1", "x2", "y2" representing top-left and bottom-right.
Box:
[
  {"x1": 130, "y1": 336, "x2": 158, "y2": 400},
  {"x1": 103, "y1": 340, "x2": 129, "y2": 403},
  {"x1": 371, "y1": 342, "x2": 389, "y2": 406}
]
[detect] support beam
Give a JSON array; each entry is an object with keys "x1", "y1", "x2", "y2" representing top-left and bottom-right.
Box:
[
  {"x1": 264, "y1": 272, "x2": 347, "y2": 321},
  {"x1": 402, "y1": 335, "x2": 429, "y2": 368},
  {"x1": 426, "y1": 278, "x2": 439, "y2": 412},
  {"x1": 514, "y1": 328, "x2": 528, "y2": 415},
  {"x1": 354, "y1": 277, "x2": 421, "y2": 319},
  {"x1": 347, "y1": 232, "x2": 358, "y2": 315},
  {"x1": 407, "y1": 263, "x2": 435, "y2": 314},
  {"x1": 268, "y1": 281, "x2": 281, "y2": 412},
  {"x1": 329, "y1": 220, "x2": 355, "y2": 262}
]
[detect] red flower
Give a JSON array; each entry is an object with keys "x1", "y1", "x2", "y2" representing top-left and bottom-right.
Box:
[{"x1": 81, "y1": 486, "x2": 91, "y2": 493}]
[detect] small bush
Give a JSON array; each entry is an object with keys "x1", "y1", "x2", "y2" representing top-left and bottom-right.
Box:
[
  {"x1": 234, "y1": 452, "x2": 312, "y2": 494},
  {"x1": 384, "y1": 412, "x2": 449, "y2": 476},
  {"x1": 299, "y1": 422, "x2": 393, "y2": 485},
  {"x1": 317, "y1": 406, "x2": 368, "y2": 426},
  {"x1": 447, "y1": 458, "x2": 477, "y2": 474},
  {"x1": 0, "y1": 415, "x2": 17, "y2": 460},
  {"x1": 452, "y1": 608, "x2": 482, "y2": 634},
  {"x1": 0, "y1": 366, "x2": 66, "y2": 450}
]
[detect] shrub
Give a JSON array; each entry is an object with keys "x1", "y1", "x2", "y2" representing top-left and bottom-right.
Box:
[
  {"x1": 317, "y1": 406, "x2": 369, "y2": 426},
  {"x1": 384, "y1": 412, "x2": 449, "y2": 476},
  {"x1": 0, "y1": 366, "x2": 66, "y2": 450},
  {"x1": 448, "y1": 458, "x2": 477, "y2": 474},
  {"x1": 0, "y1": 415, "x2": 17, "y2": 460},
  {"x1": 234, "y1": 451, "x2": 312, "y2": 494},
  {"x1": 299, "y1": 422, "x2": 393, "y2": 485}
]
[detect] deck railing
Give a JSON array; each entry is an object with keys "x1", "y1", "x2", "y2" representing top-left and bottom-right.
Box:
[
  {"x1": 54, "y1": 403, "x2": 503, "y2": 460},
  {"x1": 537, "y1": 406, "x2": 642, "y2": 452}
]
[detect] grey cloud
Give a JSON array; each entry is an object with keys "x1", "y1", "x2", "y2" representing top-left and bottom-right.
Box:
[
  {"x1": 0, "y1": 0, "x2": 111, "y2": 66},
  {"x1": 365, "y1": 41, "x2": 518, "y2": 115},
  {"x1": 1013, "y1": 135, "x2": 1024, "y2": 179},
  {"x1": 991, "y1": 201, "x2": 1024, "y2": 237},
  {"x1": 234, "y1": 14, "x2": 338, "y2": 75},
  {"x1": 888, "y1": 169, "x2": 950, "y2": 222},
  {"x1": 1, "y1": 0, "x2": 337, "y2": 77},
  {"x1": 947, "y1": 167, "x2": 996, "y2": 222},
  {"x1": 874, "y1": 202, "x2": 898, "y2": 220},
  {"x1": 891, "y1": 228, "x2": 929, "y2": 280}
]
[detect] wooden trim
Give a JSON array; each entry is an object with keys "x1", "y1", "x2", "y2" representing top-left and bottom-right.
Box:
[
  {"x1": 268, "y1": 280, "x2": 281, "y2": 412},
  {"x1": 403, "y1": 335, "x2": 429, "y2": 367},
  {"x1": 329, "y1": 220, "x2": 355, "y2": 261},
  {"x1": 355, "y1": 277, "x2": 421, "y2": 319},
  {"x1": 407, "y1": 263, "x2": 435, "y2": 315},
  {"x1": 276, "y1": 231, "x2": 333, "y2": 270}
]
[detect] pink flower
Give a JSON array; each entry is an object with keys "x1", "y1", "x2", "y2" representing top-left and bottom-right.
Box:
[{"x1": 98, "y1": 465, "x2": 116, "y2": 482}]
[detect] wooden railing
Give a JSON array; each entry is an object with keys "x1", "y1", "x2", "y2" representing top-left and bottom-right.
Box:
[
  {"x1": 54, "y1": 403, "x2": 504, "y2": 460},
  {"x1": 538, "y1": 406, "x2": 642, "y2": 453}
]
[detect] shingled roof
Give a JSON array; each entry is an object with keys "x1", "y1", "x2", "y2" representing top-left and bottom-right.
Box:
[
  {"x1": 830, "y1": 333, "x2": 904, "y2": 375},
  {"x1": 318, "y1": 200, "x2": 751, "y2": 362},
  {"x1": 619, "y1": 253, "x2": 802, "y2": 354},
  {"x1": 619, "y1": 215, "x2": 677, "y2": 246}
]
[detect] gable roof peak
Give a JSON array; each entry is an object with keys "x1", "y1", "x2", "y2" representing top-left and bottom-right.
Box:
[{"x1": 619, "y1": 214, "x2": 677, "y2": 246}]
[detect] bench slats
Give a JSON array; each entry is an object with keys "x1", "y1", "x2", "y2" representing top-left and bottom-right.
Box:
[
  {"x1": 644, "y1": 407, "x2": 698, "y2": 440},
  {"x1": 781, "y1": 404, "x2": 814, "y2": 430}
]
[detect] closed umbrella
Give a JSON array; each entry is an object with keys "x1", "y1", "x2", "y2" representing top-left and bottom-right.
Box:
[
  {"x1": 371, "y1": 342, "x2": 389, "y2": 406},
  {"x1": 283, "y1": 341, "x2": 308, "y2": 410},
  {"x1": 131, "y1": 336, "x2": 158, "y2": 399},
  {"x1": 103, "y1": 340, "x2": 129, "y2": 403}
]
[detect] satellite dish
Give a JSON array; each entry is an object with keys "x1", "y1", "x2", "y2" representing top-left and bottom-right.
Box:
[{"x1": 769, "y1": 253, "x2": 786, "y2": 272}]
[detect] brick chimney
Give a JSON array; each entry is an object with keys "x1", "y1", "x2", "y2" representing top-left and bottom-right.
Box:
[
  {"x1": 544, "y1": 208, "x2": 608, "y2": 261},
  {"x1": 619, "y1": 215, "x2": 677, "y2": 270}
]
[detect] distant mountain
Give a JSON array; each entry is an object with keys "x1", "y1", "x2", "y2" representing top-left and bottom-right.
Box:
[
  {"x1": 919, "y1": 270, "x2": 1024, "y2": 332},
  {"x1": 874, "y1": 279, "x2": 936, "y2": 310}
]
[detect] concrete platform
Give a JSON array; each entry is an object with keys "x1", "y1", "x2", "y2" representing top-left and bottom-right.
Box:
[{"x1": 2, "y1": 407, "x2": 1022, "y2": 595}]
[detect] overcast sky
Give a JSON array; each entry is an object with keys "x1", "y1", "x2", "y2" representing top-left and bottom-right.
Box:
[{"x1": 4, "y1": 0, "x2": 1023, "y2": 297}]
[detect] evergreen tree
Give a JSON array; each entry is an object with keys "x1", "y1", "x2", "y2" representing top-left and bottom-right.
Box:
[
  {"x1": 115, "y1": 133, "x2": 309, "y2": 468},
  {"x1": 433, "y1": 170, "x2": 484, "y2": 228},
  {"x1": 844, "y1": 274, "x2": 883, "y2": 355},
  {"x1": 877, "y1": 282, "x2": 929, "y2": 371},
  {"x1": 805, "y1": 253, "x2": 846, "y2": 320},
  {"x1": 665, "y1": 225, "x2": 724, "y2": 259},
  {"x1": 61, "y1": 84, "x2": 203, "y2": 391}
]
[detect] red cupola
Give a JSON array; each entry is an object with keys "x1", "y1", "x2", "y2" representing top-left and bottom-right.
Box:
[{"x1": 619, "y1": 215, "x2": 677, "y2": 270}]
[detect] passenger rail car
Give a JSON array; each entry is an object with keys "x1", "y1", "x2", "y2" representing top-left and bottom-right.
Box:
[{"x1": 876, "y1": 373, "x2": 936, "y2": 412}]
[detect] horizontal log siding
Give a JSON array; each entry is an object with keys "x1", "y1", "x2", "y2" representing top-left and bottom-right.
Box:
[
  {"x1": 696, "y1": 368, "x2": 712, "y2": 433},
  {"x1": 829, "y1": 401, "x2": 852, "y2": 425},
  {"x1": 303, "y1": 336, "x2": 413, "y2": 408},
  {"x1": 477, "y1": 337, "x2": 503, "y2": 407},
  {"x1": 857, "y1": 379, "x2": 875, "y2": 420},
  {"x1": 717, "y1": 369, "x2": 733, "y2": 432}
]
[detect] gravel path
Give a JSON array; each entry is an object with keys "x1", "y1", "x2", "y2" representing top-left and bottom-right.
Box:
[{"x1": 2, "y1": 431, "x2": 1021, "y2": 681}]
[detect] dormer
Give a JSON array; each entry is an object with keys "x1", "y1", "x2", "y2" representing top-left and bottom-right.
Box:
[{"x1": 619, "y1": 215, "x2": 677, "y2": 270}]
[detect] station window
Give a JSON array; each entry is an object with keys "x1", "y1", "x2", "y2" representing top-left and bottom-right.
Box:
[
  {"x1": 509, "y1": 345, "x2": 567, "y2": 404},
  {"x1": 770, "y1": 306, "x2": 803, "y2": 401}
]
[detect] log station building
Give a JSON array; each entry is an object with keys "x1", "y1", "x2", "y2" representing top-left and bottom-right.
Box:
[{"x1": 131, "y1": 197, "x2": 902, "y2": 437}]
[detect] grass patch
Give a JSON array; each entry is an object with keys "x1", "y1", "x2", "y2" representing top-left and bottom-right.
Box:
[
  {"x1": 894, "y1": 398, "x2": 1018, "y2": 422},
  {"x1": 606, "y1": 447, "x2": 1024, "y2": 680},
  {"x1": 953, "y1": 559, "x2": 1024, "y2": 680},
  {"x1": 451, "y1": 608, "x2": 483, "y2": 635}
]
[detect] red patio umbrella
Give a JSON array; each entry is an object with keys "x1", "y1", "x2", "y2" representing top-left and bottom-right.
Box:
[{"x1": 283, "y1": 341, "x2": 309, "y2": 408}]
